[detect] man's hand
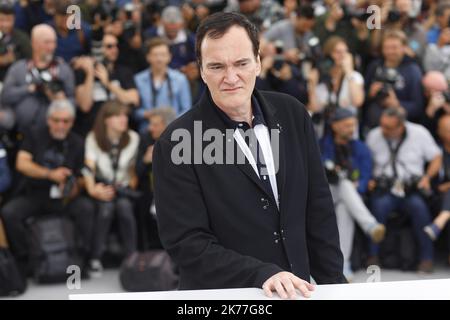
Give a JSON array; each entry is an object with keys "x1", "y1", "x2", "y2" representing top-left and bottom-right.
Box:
[
  {"x1": 438, "y1": 182, "x2": 450, "y2": 193},
  {"x1": 383, "y1": 89, "x2": 401, "y2": 108},
  {"x1": 262, "y1": 271, "x2": 314, "y2": 299},
  {"x1": 91, "y1": 183, "x2": 116, "y2": 202},
  {"x1": 48, "y1": 167, "x2": 72, "y2": 184},
  {"x1": 369, "y1": 82, "x2": 384, "y2": 98},
  {"x1": 417, "y1": 176, "x2": 431, "y2": 191},
  {"x1": 94, "y1": 63, "x2": 110, "y2": 88}
]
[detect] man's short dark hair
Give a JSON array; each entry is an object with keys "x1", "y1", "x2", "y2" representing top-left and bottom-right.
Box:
[
  {"x1": 296, "y1": 5, "x2": 315, "y2": 20},
  {"x1": 382, "y1": 107, "x2": 407, "y2": 124},
  {"x1": 144, "y1": 37, "x2": 170, "y2": 55},
  {"x1": 195, "y1": 12, "x2": 259, "y2": 68}
]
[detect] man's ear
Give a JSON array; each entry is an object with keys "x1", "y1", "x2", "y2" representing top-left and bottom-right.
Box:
[
  {"x1": 200, "y1": 66, "x2": 206, "y2": 83},
  {"x1": 256, "y1": 55, "x2": 261, "y2": 76}
]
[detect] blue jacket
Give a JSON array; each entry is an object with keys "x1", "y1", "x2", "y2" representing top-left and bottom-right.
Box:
[
  {"x1": 0, "y1": 143, "x2": 11, "y2": 193},
  {"x1": 134, "y1": 68, "x2": 192, "y2": 131},
  {"x1": 319, "y1": 134, "x2": 372, "y2": 194}
]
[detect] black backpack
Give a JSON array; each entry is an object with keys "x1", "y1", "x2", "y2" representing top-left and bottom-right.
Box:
[
  {"x1": 119, "y1": 250, "x2": 178, "y2": 292},
  {"x1": 0, "y1": 219, "x2": 27, "y2": 296},
  {"x1": 379, "y1": 213, "x2": 418, "y2": 271},
  {"x1": 28, "y1": 215, "x2": 82, "y2": 283}
]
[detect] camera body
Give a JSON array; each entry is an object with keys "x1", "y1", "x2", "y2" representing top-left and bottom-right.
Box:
[
  {"x1": 374, "y1": 66, "x2": 400, "y2": 101},
  {"x1": 28, "y1": 67, "x2": 64, "y2": 95},
  {"x1": 323, "y1": 160, "x2": 349, "y2": 185},
  {"x1": 62, "y1": 175, "x2": 77, "y2": 200},
  {"x1": 95, "y1": 176, "x2": 142, "y2": 200},
  {"x1": 272, "y1": 40, "x2": 285, "y2": 71}
]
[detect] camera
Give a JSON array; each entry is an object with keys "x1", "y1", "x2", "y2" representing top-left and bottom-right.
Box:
[
  {"x1": 404, "y1": 176, "x2": 433, "y2": 198},
  {"x1": 374, "y1": 175, "x2": 395, "y2": 193},
  {"x1": 62, "y1": 175, "x2": 77, "y2": 200},
  {"x1": 342, "y1": 6, "x2": 371, "y2": 22},
  {"x1": 95, "y1": 176, "x2": 142, "y2": 200},
  {"x1": 0, "y1": 31, "x2": 13, "y2": 56},
  {"x1": 272, "y1": 40, "x2": 285, "y2": 71},
  {"x1": 323, "y1": 160, "x2": 350, "y2": 185},
  {"x1": 28, "y1": 68, "x2": 65, "y2": 95},
  {"x1": 387, "y1": 10, "x2": 402, "y2": 24},
  {"x1": 373, "y1": 66, "x2": 400, "y2": 101}
]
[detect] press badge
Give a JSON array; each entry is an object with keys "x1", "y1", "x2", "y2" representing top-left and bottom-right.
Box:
[
  {"x1": 391, "y1": 179, "x2": 405, "y2": 198},
  {"x1": 50, "y1": 184, "x2": 62, "y2": 199}
]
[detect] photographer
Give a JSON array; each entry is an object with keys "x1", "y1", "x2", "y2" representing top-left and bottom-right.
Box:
[
  {"x1": 50, "y1": 0, "x2": 92, "y2": 63},
  {"x1": 72, "y1": 33, "x2": 139, "y2": 137},
  {"x1": 109, "y1": 1, "x2": 146, "y2": 73},
  {"x1": 143, "y1": 6, "x2": 201, "y2": 102},
  {"x1": 263, "y1": 4, "x2": 316, "y2": 66},
  {"x1": 422, "y1": 71, "x2": 450, "y2": 136},
  {"x1": 320, "y1": 108, "x2": 385, "y2": 281},
  {"x1": 307, "y1": 36, "x2": 364, "y2": 139},
  {"x1": 0, "y1": 99, "x2": 94, "y2": 276},
  {"x1": 0, "y1": 4, "x2": 31, "y2": 83},
  {"x1": 371, "y1": 0, "x2": 427, "y2": 60},
  {"x1": 364, "y1": 30, "x2": 424, "y2": 128},
  {"x1": 83, "y1": 100, "x2": 139, "y2": 277},
  {"x1": 313, "y1": 0, "x2": 370, "y2": 60},
  {"x1": 1, "y1": 24, "x2": 75, "y2": 134},
  {"x1": 256, "y1": 40, "x2": 308, "y2": 104},
  {"x1": 366, "y1": 107, "x2": 442, "y2": 273}
]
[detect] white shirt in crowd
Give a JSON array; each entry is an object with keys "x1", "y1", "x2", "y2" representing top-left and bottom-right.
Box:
[
  {"x1": 366, "y1": 121, "x2": 441, "y2": 181},
  {"x1": 85, "y1": 130, "x2": 140, "y2": 187}
]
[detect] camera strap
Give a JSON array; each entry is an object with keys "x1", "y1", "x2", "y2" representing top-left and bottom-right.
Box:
[
  {"x1": 109, "y1": 143, "x2": 122, "y2": 185},
  {"x1": 383, "y1": 130, "x2": 407, "y2": 179},
  {"x1": 150, "y1": 71, "x2": 173, "y2": 109},
  {"x1": 326, "y1": 73, "x2": 345, "y2": 110}
]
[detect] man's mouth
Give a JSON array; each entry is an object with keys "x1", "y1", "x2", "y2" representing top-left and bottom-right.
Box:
[{"x1": 222, "y1": 87, "x2": 241, "y2": 92}]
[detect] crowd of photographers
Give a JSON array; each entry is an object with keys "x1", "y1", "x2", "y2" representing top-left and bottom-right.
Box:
[{"x1": 0, "y1": 0, "x2": 450, "y2": 283}]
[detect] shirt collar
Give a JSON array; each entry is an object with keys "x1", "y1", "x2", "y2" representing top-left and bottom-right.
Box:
[{"x1": 213, "y1": 95, "x2": 267, "y2": 130}]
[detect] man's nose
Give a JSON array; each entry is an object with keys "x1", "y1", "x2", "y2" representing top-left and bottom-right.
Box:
[{"x1": 223, "y1": 66, "x2": 239, "y2": 84}]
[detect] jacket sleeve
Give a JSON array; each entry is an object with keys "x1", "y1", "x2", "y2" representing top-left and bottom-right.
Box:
[
  {"x1": 153, "y1": 137, "x2": 283, "y2": 289},
  {"x1": 1, "y1": 62, "x2": 30, "y2": 107},
  {"x1": 303, "y1": 109, "x2": 346, "y2": 284}
]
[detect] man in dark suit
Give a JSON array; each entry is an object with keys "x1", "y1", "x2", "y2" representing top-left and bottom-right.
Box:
[{"x1": 153, "y1": 12, "x2": 345, "y2": 299}]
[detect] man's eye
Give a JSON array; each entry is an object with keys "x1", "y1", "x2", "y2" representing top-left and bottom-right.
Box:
[
  {"x1": 238, "y1": 62, "x2": 248, "y2": 67},
  {"x1": 210, "y1": 66, "x2": 223, "y2": 70}
]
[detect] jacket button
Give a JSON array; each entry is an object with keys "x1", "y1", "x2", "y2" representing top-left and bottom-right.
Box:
[
  {"x1": 274, "y1": 232, "x2": 278, "y2": 235},
  {"x1": 274, "y1": 239, "x2": 279, "y2": 244}
]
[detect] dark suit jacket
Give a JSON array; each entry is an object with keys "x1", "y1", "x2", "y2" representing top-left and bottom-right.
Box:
[{"x1": 153, "y1": 89, "x2": 346, "y2": 289}]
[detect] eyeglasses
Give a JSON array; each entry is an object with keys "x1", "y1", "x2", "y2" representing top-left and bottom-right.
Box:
[
  {"x1": 50, "y1": 117, "x2": 73, "y2": 124},
  {"x1": 104, "y1": 43, "x2": 118, "y2": 49}
]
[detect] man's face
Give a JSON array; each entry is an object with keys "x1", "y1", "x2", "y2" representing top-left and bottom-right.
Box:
[
  {"x1": 380, "y1": 115, "x2": 404, "y2": 140},
  {"x1": 147, "y1": 44, "x2": 171, "y2": 70},
  {"x1": 0, "y1": 13, "x2": 14, "y2": 34},
  {"x1": 33, "y1": 31, "x2": 57, "y2": 63},
  {"x1": 163, "y1": 21, "x2": 182, "y2": 40},
  {"x1": 200, "y1": 26, "x2": 261, "y2": 113},
  {"x1": 295, "y1": 17, "x2": 315, "y2": 34},
  {"x1": 437, "y1": 9, "x2": 450, "y2": 29},
  {"x1": 148, "y1": 115, "x2": 166, "y2": 140},
  {"x1": 54, "y1": 14, "x2": 68, "y2": 31},
  {"x1": 332, "y1": 117, "x2": 356, "y2": 141},
  {"x1": 102, "y1": 35, "x2": 119, "y2": 63},
  {"x1": 382, "y1": 38, "x2": 405, "y2": 67},
  {"x1": 47, "y1": 110, "x2": 74, "y2": 140}
]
